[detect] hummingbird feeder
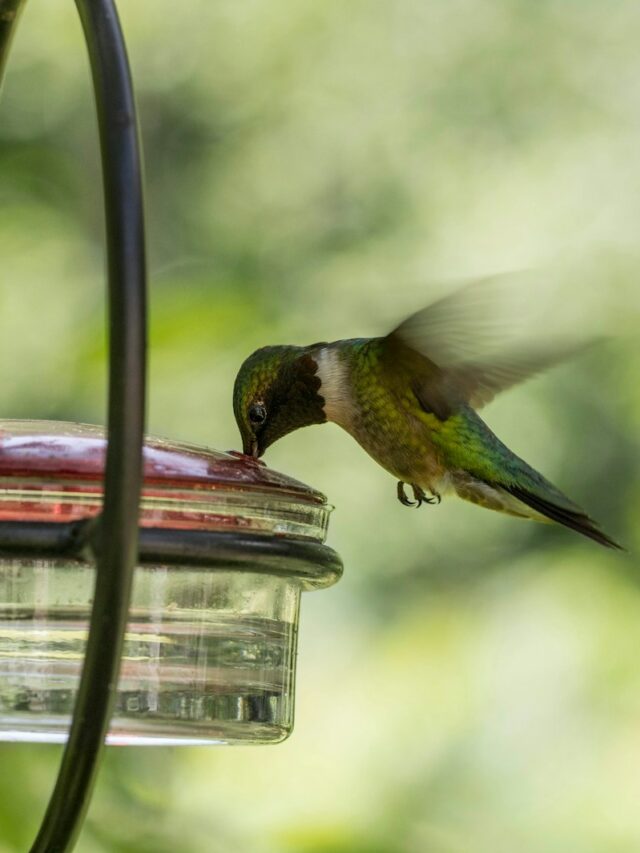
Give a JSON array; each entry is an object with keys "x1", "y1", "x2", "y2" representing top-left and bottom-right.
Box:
[
  {"x1": 0, "y1": 421, "x2": 341, "y2": 747},
  {"x1": 0, "y1": 0, "x2": 342, "y2": 850}
]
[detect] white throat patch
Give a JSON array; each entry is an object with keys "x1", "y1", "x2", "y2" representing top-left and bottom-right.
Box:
[{"x1": 315, "y1": 346, "x2": 355, "y2": 427}]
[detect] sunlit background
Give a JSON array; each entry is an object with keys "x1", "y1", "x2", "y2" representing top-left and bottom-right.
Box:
[{"x1": 1, "y1": 1, "x2": 640, "y2": 850}]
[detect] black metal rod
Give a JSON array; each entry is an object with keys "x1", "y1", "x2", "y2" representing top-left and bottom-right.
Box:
[{"x1": 28, "y1": 0, "x2": 147, "y2": 850}]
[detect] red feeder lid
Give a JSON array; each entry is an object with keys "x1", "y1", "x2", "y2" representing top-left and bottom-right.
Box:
[{"x1": 0, "y1": 421, "x2": 330, "y2": 541}]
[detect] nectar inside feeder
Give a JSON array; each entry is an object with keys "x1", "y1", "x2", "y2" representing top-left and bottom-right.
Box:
[{"x1": 0, "y1": 421, "x2": 341, "y2": 746}]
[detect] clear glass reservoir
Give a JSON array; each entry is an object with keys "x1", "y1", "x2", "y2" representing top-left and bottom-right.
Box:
[{"x1": 0, "y1": 421, "x2": 342, "y2": 746}]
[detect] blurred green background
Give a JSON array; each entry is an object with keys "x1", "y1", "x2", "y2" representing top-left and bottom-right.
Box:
[{"x1": 1, "y1": 0, "x2": 640, "y2": 851}]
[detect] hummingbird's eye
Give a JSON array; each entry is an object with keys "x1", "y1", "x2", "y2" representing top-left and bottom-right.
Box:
[{"x1": 248, "y1": 403, "x2": 267, "y2": 426}]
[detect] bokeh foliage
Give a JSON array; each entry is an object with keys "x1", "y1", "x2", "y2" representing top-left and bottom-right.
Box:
[{"x1": 0, "y1": 1, "x2": 639, "y2": 851}]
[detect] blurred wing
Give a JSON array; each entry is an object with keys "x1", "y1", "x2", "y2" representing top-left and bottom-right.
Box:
[
  {"x1": 391, "y1": 274, "x2": 517, "y2": 365},
  {"x1": 386, "y1": 275, "x2": 588, "y2": 412},
  {"x1": 443, "y1": 343, "x2": 586, "y2": 408}
]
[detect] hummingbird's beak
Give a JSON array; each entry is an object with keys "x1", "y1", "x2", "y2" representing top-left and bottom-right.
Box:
[{"x1": 243, "y1": 437, "x2": 260, "y2": 458}]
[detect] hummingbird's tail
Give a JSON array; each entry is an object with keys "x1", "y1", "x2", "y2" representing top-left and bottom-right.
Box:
[
  {"x1": 502, "y1": 484, "x2": 623, "y2": 550},
  {"x1": 453, "y1": 472, "x2": 622, "y2": 550},
  {"x1": 441, "y1": 409, "x2": 622, "y2": 549}
]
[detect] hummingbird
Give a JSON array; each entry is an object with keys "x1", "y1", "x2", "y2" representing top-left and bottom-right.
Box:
[{"x1": 233, "y1": 279, "x2": 621, "y2": 549}]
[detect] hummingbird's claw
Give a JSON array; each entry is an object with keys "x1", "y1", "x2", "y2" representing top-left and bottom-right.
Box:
[
  {"x1": 412, "y1": 484, "x2": 427, "y2": 508},
  {"x1": 397, "y1": 481, "x2": 417, "y2": 507},
  {"x1": 411, "y1": 484, "x2": 442, "y2": 507},
  {"x1": 412, "y1": 486, "x2": 442, "y2": 505},
  {"x1": 398, "y1": 482, "x2": 442, "y2": 508}
]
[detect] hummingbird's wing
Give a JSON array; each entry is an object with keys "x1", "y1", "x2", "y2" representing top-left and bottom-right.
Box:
[
  {"x1": 431, "y1": 343, "x2": 582, "y2": 410},
  {"x1": 386, "y1": 276, "x2": 588, "y2": 413}
]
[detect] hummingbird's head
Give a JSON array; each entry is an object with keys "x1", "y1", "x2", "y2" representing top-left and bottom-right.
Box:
[{"x1": 233, "y1": 345, "x2": 327, "y2": 458}]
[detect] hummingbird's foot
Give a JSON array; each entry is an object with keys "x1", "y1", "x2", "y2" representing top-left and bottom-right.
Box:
[
  {"x1": 425, "y1": 486, "x2": 441, "y2": 505},
  {"x1": 397, "y1": 481, "x2": 418, "y2": 507},
  {"x1": 398, "y1": 481, "x2": 442, "y2": 508},
  {"x1": 411, "y1": 484, "x2": 441, "y2": 508}
]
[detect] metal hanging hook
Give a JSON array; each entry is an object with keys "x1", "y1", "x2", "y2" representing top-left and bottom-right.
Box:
[{"x1": 0, "y1": 0, "x2": 148, "y2": 849}]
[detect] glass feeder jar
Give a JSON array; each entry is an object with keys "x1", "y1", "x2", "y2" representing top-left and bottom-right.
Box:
[{"x1": 0, "y1": 421, "x2": 342, "y2": 746}]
